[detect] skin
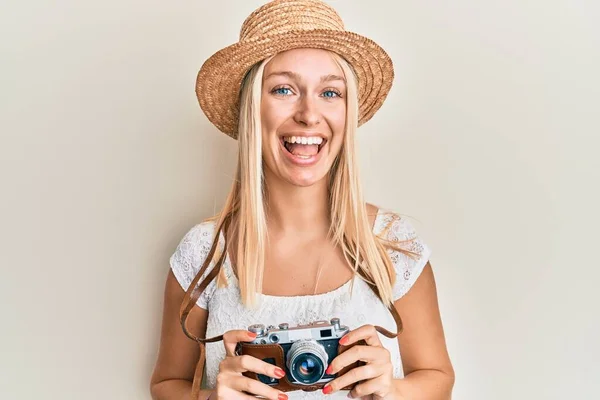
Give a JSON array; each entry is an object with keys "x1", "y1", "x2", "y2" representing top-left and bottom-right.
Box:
[{"x1": 150, "y1": 48, "x2": 454, "y2": 400}]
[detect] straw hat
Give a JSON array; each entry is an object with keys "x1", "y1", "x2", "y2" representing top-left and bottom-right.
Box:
[{"x1": 195, "y1": 0, "x2": 394, "y2": 139}]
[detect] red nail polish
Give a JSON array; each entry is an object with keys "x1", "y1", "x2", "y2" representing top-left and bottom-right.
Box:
[
  {"x1": 278, "y1": 394, "x2": 288, "y2": 400},
  {"x1": 275, "y1": 368, "x2": 286, "y2": 378},
  {"x1": 322, "y1": 385, "x2": 333, "y2": 394},
  {"x1": 247, "y1": 331, "x2": 257, "y2": 339},
  {"x1": 325, "y1": 365, "x2": 333, "y2": 375},
  {"x1": 339, "y1": 335, "x2": 349, "y2": 345}
]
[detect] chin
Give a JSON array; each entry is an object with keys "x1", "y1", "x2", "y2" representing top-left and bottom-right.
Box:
[{"x1": 282, "y1": 169, "x2": 328, "y2": 187}]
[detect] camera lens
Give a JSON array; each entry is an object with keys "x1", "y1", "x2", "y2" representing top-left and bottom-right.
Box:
[
  {"x1": 293, "y1": 353, "x2": 322, "y2": 382},
  {"x1": 286, "y1": 340, "x2": 328, "y2": 385}
]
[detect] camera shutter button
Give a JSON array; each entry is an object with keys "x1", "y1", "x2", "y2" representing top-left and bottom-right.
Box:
[
  {"x1": 330, "y1": 318, "x2": 341, "y2": 330},
  {"x1": 278, "y1": 323, "x2": 289, "y2": 330},
  {"x1": 248, "y1": 324, "x2": 265, "y2": 336}
]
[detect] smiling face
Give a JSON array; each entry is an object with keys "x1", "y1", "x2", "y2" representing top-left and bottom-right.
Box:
[{"x1": 260, "y1": 48, "x2": 347, "y2": 187}]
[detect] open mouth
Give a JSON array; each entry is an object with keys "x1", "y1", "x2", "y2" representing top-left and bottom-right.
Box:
[{"x1": 281, "y1": 136, "x2": 327, "y2": 159}]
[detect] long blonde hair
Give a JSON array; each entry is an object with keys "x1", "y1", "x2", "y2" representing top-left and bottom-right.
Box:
[{"x1": 204, "y1": 51, "x2": 415, "y2": 309}]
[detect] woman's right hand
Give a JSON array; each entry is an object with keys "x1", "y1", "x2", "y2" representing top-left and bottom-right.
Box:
[{"x1": 210, "y1": 330, "x2": 288, "y2": 400}]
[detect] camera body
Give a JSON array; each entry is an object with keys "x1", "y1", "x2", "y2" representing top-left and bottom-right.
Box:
[{"x1": 236, "y1": 318, "x2": 363, "y2": 391}]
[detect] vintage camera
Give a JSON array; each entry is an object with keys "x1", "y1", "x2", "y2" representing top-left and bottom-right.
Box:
[{"x1": 236, "y1": 318, "x2": 363, "y2": 391}]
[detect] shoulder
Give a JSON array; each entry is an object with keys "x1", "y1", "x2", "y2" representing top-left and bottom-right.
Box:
[
  {"x1": 366, "y1": 203, "x2": 419, "y2": 238},
  {"x1": 176, "y1": 219, "x2": 218, "y2": 247},
  {"x1": 374, "y1": 209, "x2": 421, "y2": 243},
  {"x1": 368, "y1": 202, "x2": 428, "y2": 261},
  {"x1": 371, "y1": 206, "x2": 433, "y2": 300},
  {"x1": 169, "y1": 218, "x2": 221, "y2": 309},
  {"x1": 170, "y1": 218, "x2": 220, "y2": 270}
]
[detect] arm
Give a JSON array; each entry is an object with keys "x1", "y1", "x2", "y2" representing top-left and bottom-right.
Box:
[
  {"x1": 392, "y1": 262, "x2": 455, "y2": 399},
  {"x1": 150, "y1": 270, "x2": 213, "y2": 400}
]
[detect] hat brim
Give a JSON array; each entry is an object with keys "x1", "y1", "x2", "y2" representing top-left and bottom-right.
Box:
[{"x1": 195, "y1": 29, "x2": 394, "y2": 139}]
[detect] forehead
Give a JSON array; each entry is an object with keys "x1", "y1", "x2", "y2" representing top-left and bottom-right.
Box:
[{"x1": 264, "y1": 48, "x2": 343, "y2": 79}]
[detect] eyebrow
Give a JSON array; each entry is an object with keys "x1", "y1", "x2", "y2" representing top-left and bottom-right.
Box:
[
  {"x1": 320, "y1": 74, "x2": 346, "y2": 83},
  {"x1": 264, "y1": 71, "x2": 346, "y2": 83}
]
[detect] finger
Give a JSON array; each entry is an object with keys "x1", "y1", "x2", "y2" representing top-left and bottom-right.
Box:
[
  {"x1": 322, "y1": 364, "x2": 383, "y2": 395},
  {"x1": 231, "y1": 374, "x2": 288, "y2": 400},
  {"x1": 220, "y1": 354, "x2": 287, "y2": 380},
  {"x1": 347, "y1": 376, "x2": 388, "y2": 399},
  {"x1": 212, "y1": 385, "x2": 258, "y2": 400},
  {"x1": 222, "y1": 330, "x2": 257, "y2": 357},
  {"x1": 339, "y1": 324, "x2": 383, "y2": 348},
  {"x1": 327, "y1": 345, "x2": 389, "y2": 375}
]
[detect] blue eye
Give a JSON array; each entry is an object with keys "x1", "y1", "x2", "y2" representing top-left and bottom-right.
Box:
[
  {"x1": 273, "y1": 87, "x2": 293, "y2": 96},
  {"x1": 322, "y1": 90, "x2": 340, "y2": 98}
]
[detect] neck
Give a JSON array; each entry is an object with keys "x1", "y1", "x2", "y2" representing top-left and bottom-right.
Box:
[{"x1": 263, "y1": 171, "x2": 330, "y2": 238}]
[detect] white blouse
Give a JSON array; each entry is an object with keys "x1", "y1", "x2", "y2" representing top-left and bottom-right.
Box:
[{"x1": 170, "y1": 209, "x2": 431, "y2": 399}]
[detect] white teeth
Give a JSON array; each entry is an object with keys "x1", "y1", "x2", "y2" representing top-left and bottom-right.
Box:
[{"x1": 282, "y1": 136, "x2": 325, "y2": 145}]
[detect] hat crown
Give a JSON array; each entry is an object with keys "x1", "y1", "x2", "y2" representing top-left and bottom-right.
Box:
[{"x1": 240, "y1": 0, "x2": 345, "y2": 41}]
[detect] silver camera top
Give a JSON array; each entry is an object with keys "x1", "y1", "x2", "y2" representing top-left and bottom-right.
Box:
[{"x1": 247, "y1": 317, "x2": 349, "y2": 345}]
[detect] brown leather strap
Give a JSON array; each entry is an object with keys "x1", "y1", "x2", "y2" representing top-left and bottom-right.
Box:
[
  {"x1": 356, "y1": 267, "x2": 404, "y2": 337},
  {"x1": 192, "y1": 342, "x2": 206, "y2": 398},
  {"x1": 382, "y1": 305, "x2": 404, "y2": 337},
  {"x1": 179, "y1": 216, "x2": 231, "y2": 399},
  {"x1": 180, "y1": 215, "x2": 230, "y2": 342},
  {"x1": 180, "y1": 256, "x2": 225, "y2": 342}
]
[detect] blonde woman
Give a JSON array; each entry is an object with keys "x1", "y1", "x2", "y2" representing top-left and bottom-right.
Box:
[{"x1": 151, "y1": 1, "x2": 454, "y2": 399}]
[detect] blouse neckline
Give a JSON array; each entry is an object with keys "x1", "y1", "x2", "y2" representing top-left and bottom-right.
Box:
[{"x1": 217, "y1": 208, "x2": 385, "y2": 300}]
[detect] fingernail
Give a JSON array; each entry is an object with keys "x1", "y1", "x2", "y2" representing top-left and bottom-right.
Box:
[
  {"x1": 247, "y1": 331, "x2": 257, "y2": 338},
  {"x1": 325, "y1": 365, "x2": 333, "y2": 375},
  {"x1": 278, "y1": 394, "x2": 288, "y2": 400},
  {"x1": 339, "y1": 335, "x2": 349, "y2": 345},
  {"x1": 322, "y1": 384, "x2": 333, "y2": 394},
  {"x1": 275, "y1": 367, "x2": 285, "y2": 378}
]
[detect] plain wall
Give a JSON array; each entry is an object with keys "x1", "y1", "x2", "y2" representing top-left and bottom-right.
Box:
[{"x1": 1, "y1": 0, "x2": 598, "y2": 399}]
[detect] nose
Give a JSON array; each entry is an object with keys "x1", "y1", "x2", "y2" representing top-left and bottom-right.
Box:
[{"x1": 293, "y1": 95, "x2": 321, "y2": 127}]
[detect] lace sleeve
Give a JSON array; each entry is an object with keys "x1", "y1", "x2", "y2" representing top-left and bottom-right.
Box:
[
  {"x1": 169, "y1": 221, "x2": 218, "y2": 310},
  {"x1": 380, "y1": 213, "x2": 432, "y2": 301}
]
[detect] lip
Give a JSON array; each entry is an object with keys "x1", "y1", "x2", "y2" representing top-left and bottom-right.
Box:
[{"x1": 279, "y1": 136, "x2": 326, "y2": 167}]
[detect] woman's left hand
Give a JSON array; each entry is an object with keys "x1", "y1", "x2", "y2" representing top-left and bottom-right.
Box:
[{"x1": 321, "y1": 324, "x2": 401, "y2": 400}]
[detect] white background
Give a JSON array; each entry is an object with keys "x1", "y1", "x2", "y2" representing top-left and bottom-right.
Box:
[{"x1": 1, "y1": 0, "x2": 599, "y2": 399}]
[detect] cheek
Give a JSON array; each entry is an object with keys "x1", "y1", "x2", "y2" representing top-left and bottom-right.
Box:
[
  {"x1": 334, "y1": 112, "x2": 346, "y2": 133},
  {"x1": 328, "y1": 99, "x2": 346, "y2": 126},
  {"x1": 260, "y1": 99, "x2": 282, "y2": 163},
  {"x1": 327, "y1": 105, "x2": 347, "y2": 149},
  {"x1": 260, "y1": 99, "x2": 273, "y2": 132},
  {"x1": 261, "y1": 97, "x2": 289, "y2": 132}
]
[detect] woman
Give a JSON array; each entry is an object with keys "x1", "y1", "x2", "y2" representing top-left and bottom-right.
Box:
[{"x1": 151, "y1": 1, "x2": 454, "y2": 399}]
